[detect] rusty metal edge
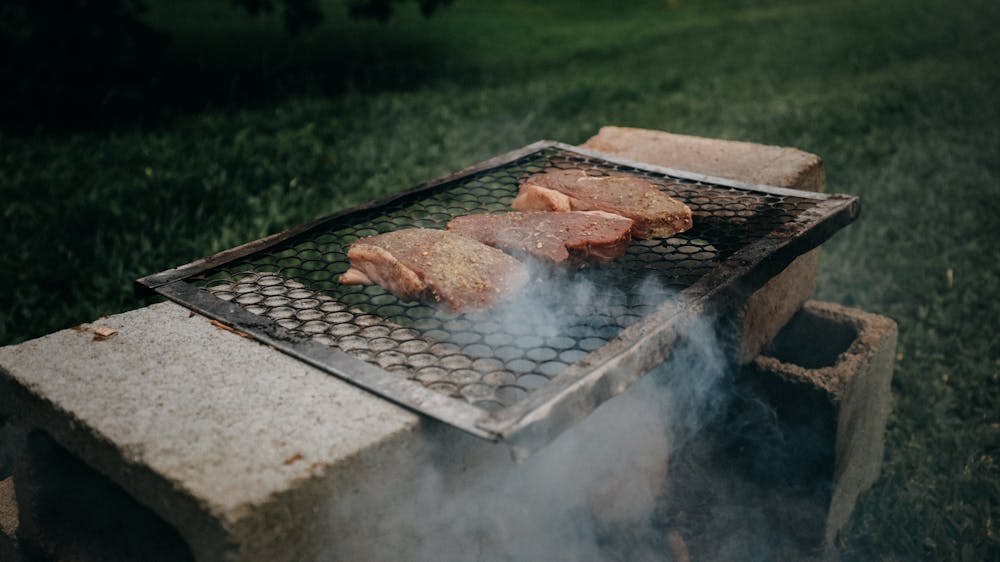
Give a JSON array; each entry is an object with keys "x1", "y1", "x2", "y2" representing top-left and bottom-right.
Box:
[{"x1": 155, "y1": 281, "x2": 497, "y2": 441}]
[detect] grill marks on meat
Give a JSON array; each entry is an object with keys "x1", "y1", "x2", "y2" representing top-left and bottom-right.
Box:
[
  {"x1": 513, "y1": 169, "x2": 693, "y2": 238},
  {"x1": 340, "y1": 228, "x2": 529, "y2": 313},
  {"x1": 447, "y1": 211, "x2": 633, "y2": 266}
]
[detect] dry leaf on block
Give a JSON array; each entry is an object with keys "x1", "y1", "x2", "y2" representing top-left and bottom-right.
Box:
[{"x1": 92, "y1": 326, "x2": 117, "y2": 341}]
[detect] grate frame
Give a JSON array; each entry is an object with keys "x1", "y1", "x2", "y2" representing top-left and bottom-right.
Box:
[{"x1": 137, "y1": 140, "x2": 859, "y2": 457}]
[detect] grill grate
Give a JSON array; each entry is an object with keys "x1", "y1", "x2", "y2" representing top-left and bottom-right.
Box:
[{"x1": 138, "y1": 141, "x2": 858, "y2": 456}]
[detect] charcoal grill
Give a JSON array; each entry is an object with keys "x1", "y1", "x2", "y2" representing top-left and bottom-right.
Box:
[{"x1": 136, "y1": 140, "x2": 859, "y2": 456}]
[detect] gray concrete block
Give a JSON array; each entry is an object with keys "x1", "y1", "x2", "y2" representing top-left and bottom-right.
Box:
[
  {"x1": 750, "y1": 300, "x2": 897, "y2": 545},
  {"x1": 0, "y1": 302, "x2": 424, "y2": 561},
  {"x1": 581, "y1": 126, "x2": 826, "y2": 363},
  {"x1": 581, "y1": 126, "x2": 824, "y2": 192}
]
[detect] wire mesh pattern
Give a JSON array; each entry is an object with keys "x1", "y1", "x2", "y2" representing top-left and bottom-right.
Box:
[{"x1": 191, "y1": 148, "x2": 818, "y2": 411}]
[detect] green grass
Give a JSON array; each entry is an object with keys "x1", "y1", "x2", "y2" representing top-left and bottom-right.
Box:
[{"x1": 1, "y1": 0, "x2": 998, "y2": 559}]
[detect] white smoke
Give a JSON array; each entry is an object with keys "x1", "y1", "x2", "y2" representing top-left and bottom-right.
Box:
[
  {"x1": 321, "y1": 271, "x2": 747, "y2": 561},
  {"x1": 215, "y1": 269, "x2": 830, "y2": 561}
]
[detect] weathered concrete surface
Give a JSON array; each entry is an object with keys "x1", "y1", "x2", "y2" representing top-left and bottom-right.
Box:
[
  {"x1": 582, "y1": 126, "x2": 826, "y2": 363},
  {"x1": 0, "y1": 302, "x2": 424, "y2": 561},
  {"x1": 752, "y1": 300, "x2": 897, "y2": 545},
  {"x1": 582, "y1": 126, "x2": 824, "y2": 192},
  {"x1": 0, "y1": 477, "x2": 22, "y2": 562}
]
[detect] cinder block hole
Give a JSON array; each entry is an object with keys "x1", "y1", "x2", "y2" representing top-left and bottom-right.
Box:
[
  {"x1": 18, "y1": 430, "x2": 194, "y2": 562},
  {"x1": 659, "y1": 305, "x2": 864, "y2": 553},
  {"x1": 654, "y1": 371, "x2": 837, "y2": 556},
  {"x1": 764, "y1": 307, "x2": 858, "y2": 369},
  {"x1": 0, "y1": 420, "x2": 12, "y2": 480}
]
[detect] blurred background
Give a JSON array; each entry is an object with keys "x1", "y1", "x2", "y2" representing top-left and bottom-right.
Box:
[{"x1": 1, "y1": 0, "x2": 997, "y2": 560}]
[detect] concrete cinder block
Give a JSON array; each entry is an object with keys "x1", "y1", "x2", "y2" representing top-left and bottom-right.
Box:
[
  {"x1": 0, "y1": 302, "x2": 425, "y2": 561},
  {"x1": 749, "y1": 300, "x2": 898, "y2": 545},
  {"x1": 581, "y1": 126, "x2": 824, "y2": 192},
  {"x1": 581, "y1": 126, "x2": 826, "y2": 363}
]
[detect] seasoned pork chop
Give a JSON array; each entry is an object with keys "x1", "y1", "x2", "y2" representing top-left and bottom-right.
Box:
[
  {"x1": 447, "y1": 211, "x2": 633, "y2": 266},
  {"x1": 340, "y1": 228, "x2": 529, "y2": 313},
  {"x1": 513, "y1": 169, "x2": 693, "y2": 238}
]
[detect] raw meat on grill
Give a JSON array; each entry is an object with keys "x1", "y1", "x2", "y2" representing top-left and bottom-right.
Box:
[
  {"x1": 339, "y1": 228, "x2": 530, "y2": 313},
  {"x1": 446, "y1": 211, "x2": 634, "y2": 266},
  {"x1": 512, "y1": 169, "x2": 693, "y2": 238}
]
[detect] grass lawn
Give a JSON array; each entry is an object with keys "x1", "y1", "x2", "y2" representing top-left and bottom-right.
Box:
[{"x1": 1, "y1": 0, "x2": 998, "y2": 559}]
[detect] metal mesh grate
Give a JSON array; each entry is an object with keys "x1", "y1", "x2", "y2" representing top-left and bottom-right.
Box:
[
  {"x1": 189, "y1": 148, "x2": 818, "y2": 411},
  {"x1": 139, "y1": 140, "x2": 858, "y2": 450}
]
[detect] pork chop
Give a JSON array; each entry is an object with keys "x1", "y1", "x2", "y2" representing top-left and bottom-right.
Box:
[
  {"x1": 512, "y1": 169, "x2": 693, "y2": 238},
  {"x1": 339, "y1": 228, "x2": 529, "y2": 313},
  {"x1": 447, "y1": 211, "x2": 633, "y2": 266}
]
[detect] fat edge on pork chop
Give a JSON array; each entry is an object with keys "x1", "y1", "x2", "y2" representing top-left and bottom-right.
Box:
[
  {"x1": 512, "y1": 169, "x2": 693, "y2": 238},
  {"x1": 339, "y1": 228, "x2": 530, "y2": 313}
]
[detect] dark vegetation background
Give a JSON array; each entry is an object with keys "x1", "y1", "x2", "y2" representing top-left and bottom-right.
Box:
[{"x1": 1, "y1": 0, "x2": 997, "y2": 559}]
